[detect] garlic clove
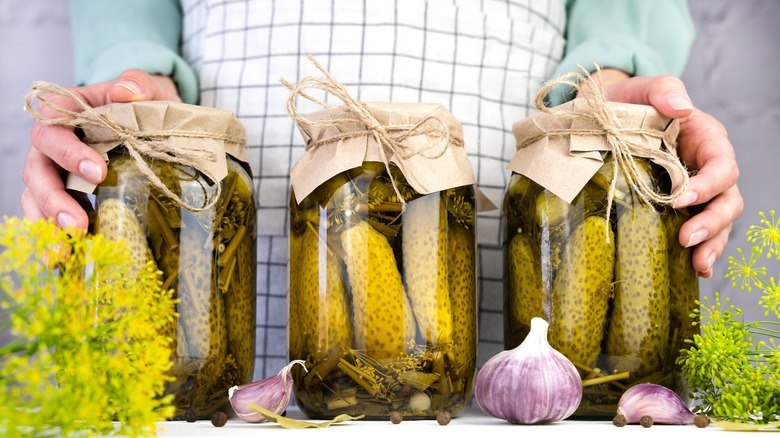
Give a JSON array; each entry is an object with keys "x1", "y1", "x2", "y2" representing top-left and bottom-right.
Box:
[
  {"x1": 228, "y1": 360, "x2": 306, "y2": 423},
  {"x1": 474, "y1": 317, "x2": 582, "y2": 424},
  {"x1": 615, "y1": 383, "x2": 696, "y2": 425}
]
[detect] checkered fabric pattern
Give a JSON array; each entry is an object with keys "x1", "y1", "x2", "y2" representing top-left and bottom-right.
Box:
[{"x1": 180, "y1": 0, "x2": 566, "y2": 380}]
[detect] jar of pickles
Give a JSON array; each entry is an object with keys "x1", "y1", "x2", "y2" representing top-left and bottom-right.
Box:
[
  {"x1": 72, "y1": 101, "x2": 257, "y2": 420},
  {"x1": 503, "y1": 97, "x2": 699, "y2": 419},
  {"x1": 286, "y1": 92, "x2": 478, "y2": 418}
]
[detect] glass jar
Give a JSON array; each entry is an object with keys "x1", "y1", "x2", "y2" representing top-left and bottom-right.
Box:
[
  {"x1": 87, "y1": 149, "x2": 257, "y2": 420},
  {"x1": 502, "y1": 156, "x2": 699, "y2": 419},
  {"x1": 289, "y1": 162, "x2": 477, "y2": 420}
]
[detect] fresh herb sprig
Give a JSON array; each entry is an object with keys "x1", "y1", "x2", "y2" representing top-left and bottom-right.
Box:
[
  {"x1": 678, "y1": 210, "x2": 780, "y2": 427},
  {"x1": 0, "y1": 217, "x2": 177, "y2": 437}
]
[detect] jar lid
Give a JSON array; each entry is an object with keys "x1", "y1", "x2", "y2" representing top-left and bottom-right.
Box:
[
  {"x1": 68, "y1": 101, "x2": 248, "y2": 197},
  {"x1": 508, "y1": 98, "x2": 683, "y2": 204},
  {"x1": 290, "y1": 102, "x2": 477, "y2": 204}
]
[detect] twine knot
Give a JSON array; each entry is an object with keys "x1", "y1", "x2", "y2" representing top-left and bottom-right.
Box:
[{"x1": 529, "y1": 62, "x2": 690, "y2": 221}]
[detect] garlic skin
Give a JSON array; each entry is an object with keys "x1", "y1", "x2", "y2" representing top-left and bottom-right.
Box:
[
  {"x1": 616, "y1": 383, "x2": 696, "y2": 425},
  {"x1": 474, "y1": 317, "x2": 582, "y2": 424},
  {"x1": 228, "y1": 360, "x2": 306, "y2": 423}
]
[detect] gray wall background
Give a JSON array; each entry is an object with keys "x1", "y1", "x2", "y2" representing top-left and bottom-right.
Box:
[{"x1": 1, "y1": 1, "x2": 778, "y2": 343}]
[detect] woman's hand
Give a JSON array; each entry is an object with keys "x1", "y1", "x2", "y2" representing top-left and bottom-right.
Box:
[
  {"x1": 594, "y1": 69, "x2": 744, "y2": 278},
  {"x1": 22, "y1": 69, "x2": 181, "y2": 231}
]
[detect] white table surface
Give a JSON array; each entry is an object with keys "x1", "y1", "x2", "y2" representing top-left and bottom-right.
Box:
[{"x1": 146, "y1": 406, "x2": 764, "y2": 438}]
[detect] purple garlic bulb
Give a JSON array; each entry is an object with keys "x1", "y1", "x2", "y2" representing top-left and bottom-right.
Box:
[{"x1": 474, "y1": 317, "x2": 582, "y2": 424}]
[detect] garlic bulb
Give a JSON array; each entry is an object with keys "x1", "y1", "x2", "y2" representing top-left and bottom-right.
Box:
[
  {"x1": 474, "y1": 317, "x2": 582, "y2": 424},
  {"x1": 228, "y1": 360, "x2": 306, "y2": 423},
  {"x1": 615, "y1": 383, "x2": 698, "y2": 425}
]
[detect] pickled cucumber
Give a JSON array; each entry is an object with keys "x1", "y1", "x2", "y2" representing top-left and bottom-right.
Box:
[
  {"x1": 341, "y1": 220, "x2": 416, "y2": 359},
  {"x1": 95, "y1": 198, "x2": 148, "y2": 276},
  {"x1": 402, "y1": 193, "x2": 454, "y2": 346},
  {"x1": 292, "y1": 226, "x2": 353, "y2": 362},
  {"x1": 226, "y1": 213, "x2": 257, "y2": 383},
  {"x1": 607, "y1": 203, "x2": 670, "y2": 378},
  {"x1": 288, "y1": 228, "x2": 305, "y2": 360},
  {"x1": 505, "y1": 232, "x2": 544, "y2": 348},
  {"x1": 549, "y1": 216, "x2": 615, "y2": 372},
  {"x1": 177, "y1": 208, "x2": 227, "y2": 361},
  {"x1": 664, "y1": 209, "x2": 699, "y2": 359},
  {"x1": 447, "y1": 219, "x2": 476, "y2": 378}
]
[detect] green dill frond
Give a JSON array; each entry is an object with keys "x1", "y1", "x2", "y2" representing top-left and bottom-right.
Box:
[{"x1": 681, "y1": 211, "x2": 780, "y2": 426}]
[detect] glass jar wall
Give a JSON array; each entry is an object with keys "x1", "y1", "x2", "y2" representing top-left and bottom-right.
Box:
[
  {"x1": 88, "y1": 150, "x2": 257, "y2": 420},
  {"x1": 288, "y1": 162, "x2": 476, "y2": 420},
  {"x1": 502, "y1": 157, "x2": 699, "y2": 419}
]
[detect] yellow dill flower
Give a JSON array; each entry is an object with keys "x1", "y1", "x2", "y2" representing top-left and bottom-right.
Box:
[
  {"x1": 0, "y1": 217, "x2": 176, "y2": 437},
  {"x1": 758, "y1": 275, "x2": 780, "y2": 318},
  {"x1": 726, "y1": 246, "x2": 765, "y2": 292},
  {"x1": 748, "y1": 210, "x2": 780, "y2": 260}
]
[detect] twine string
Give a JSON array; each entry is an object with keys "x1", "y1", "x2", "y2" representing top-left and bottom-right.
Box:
[
  {"x1": 23, "y1": 82, "x2": 244, "y2": 211},
  {"x1": 280, "y1": 54, "x2": 462, "y2": 202},
  {"x1": 526, "y1": 62, "x2": 690, "y2": 227}
]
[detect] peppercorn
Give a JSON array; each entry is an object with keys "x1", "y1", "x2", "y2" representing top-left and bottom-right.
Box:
[
  {"x1": 436, "y1": 411, "x2": 451, "y2": 425},
  {"x1": 694, "y1": 414, "x2": 710, "y2": 428},
  {"x1": 612, "y1": 414, "x2": 627, "y2": 427},
  {"x1": 184, "y1": 409, "x2": 197, "y2": 423},
  {"x1": 640, "y1": 415, "x2": 653, "y2": 428},
  {"x1": 211, "y1": 411, "x2": 228, "y2": 427},
  {"x1": 390, "y1": 411, "x2": 403, "y2": 424}
]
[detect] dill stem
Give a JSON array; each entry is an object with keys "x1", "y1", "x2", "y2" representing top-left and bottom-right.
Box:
[
  {"x1": 149, "y1": 197, "x2": 177, "y2": 247},
  {"x1": 218, "y1": 256, "x2": 237, "y2": 293},
  {"x1": 337, "y1": 358, "x2": 379, "y2": 395},
  {"x1": 582, "y1": 371, "x2": 630, "y2": 387},
  {"x1": 218, "y1": 224, "x2": 246, "y2": 267}
]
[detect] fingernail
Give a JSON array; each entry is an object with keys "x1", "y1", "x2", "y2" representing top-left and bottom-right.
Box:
[
  {"x1": 115, "y1": 80, "x2": 142, "y2": 95},
  {"x1": 706, "y1": 252, "x2": 717, "y2": 273},
  {"x1": 686, "y1": 229, "x2": 709, "y2": 247},
  {"x1": 57, "y1": 212, "x2": 76, "y2": 230},
  {"x1": 674, "y1": 190, "x2": 698, "y2": 208},
  {"x1": 666, "y1": 93, "x2": 694, "y2": 111},
  {"x1": 79, "y1": 160, "x2": 103, "y2": 183}
]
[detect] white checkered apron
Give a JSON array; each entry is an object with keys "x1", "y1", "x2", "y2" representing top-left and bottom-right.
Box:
[{"x1": 180, "y1": 0, "x2": 566, "y2": 380}]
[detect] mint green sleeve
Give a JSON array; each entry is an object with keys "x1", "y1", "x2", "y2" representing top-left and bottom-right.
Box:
[
  {"x1": 547, "y1": 0, "x2": 696, "y2": 105},
  {"x1": 70, "y1": 0, "x2": 199, "y2": 104}
]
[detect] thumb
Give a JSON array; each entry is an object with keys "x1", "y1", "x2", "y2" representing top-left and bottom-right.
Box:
[
  {"x1": 603, "y1": 74, "x2": 695, "y2": 119},
  {"x1": 109, "y1": 68, "x2": 181, "y2": 102}
]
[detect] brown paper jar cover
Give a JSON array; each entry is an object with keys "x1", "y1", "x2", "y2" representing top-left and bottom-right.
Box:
[
  {"x1": 290, "y1": 102, "x2": 476, "y2": 204},
  {"x1": 508, "y1": 98, "x2": 683, "y2": 203},
  {"x1": 67, "y1": 100, "x2": 248, "y2": 195}
]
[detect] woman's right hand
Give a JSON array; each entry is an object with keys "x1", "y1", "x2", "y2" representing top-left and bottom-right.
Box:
[{"x1": 22, "y1": 69, "x2": 181, "y2": 231}]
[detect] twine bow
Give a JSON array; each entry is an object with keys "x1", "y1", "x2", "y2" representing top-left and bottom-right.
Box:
[
  {"x1": 525, "y1": 62, "x2": 690, "y2": 222},
  {"x1": 24, "y1": 82, "x2": 243, "y2": 211},
  {"x1": 280, "y1": 54, "x2": 463, "y2": 203}
]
